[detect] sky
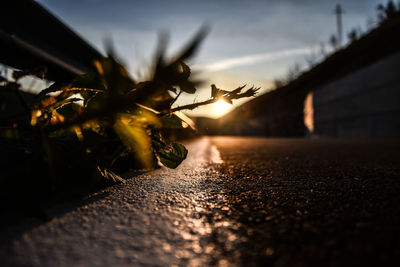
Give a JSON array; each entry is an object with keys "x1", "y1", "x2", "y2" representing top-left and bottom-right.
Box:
[{"x1": 37, "y1": 0, "x2": 383, "y2": 118}]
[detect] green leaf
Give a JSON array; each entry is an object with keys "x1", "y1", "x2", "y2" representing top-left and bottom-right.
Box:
[
  {"x1": 179, "y1": 80, "x2": 196, "y2": 94},
  {"x1": 157, "y1": 143, "x2": 188, "y2": 169},
  {"x1": 45, "y1": 97, "x2": 82, "y2": 113},
  {"x1": 160, "y1": 114, "x2": 183, "y2": 128},
  {"x1": 114, "y1": 113, "x2": 159, "y2": 170},
  {"x1": 179, "y1": 61, "x2": 191, "y2": 79},
  {"x1": 38, "y1": 82, "x2": 66, "y2": 96}
]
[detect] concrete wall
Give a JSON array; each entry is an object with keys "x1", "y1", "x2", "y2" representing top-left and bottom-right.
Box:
[{"x1": 312, "y1": 52, "x2": 400, "y2": 137}]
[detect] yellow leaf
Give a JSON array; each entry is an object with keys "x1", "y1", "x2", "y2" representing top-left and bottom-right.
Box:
[
  {"x1": 93, "y1": 60, "x2": 104, "y2": 76},
  {"x1": 113, "y1": 113, "x2": 156, "y2": 169}
]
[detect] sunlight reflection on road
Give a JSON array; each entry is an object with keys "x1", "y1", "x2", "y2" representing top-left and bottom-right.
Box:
[
  {"x1": 210, "y1": 145, "x2": 224, "y2": 164},
  {"x1": 149, "y1": 137, "x2": 241, "y2": 266},
  {"x1": 5, "y1": 137, "x2": 243, "y2": 266}
]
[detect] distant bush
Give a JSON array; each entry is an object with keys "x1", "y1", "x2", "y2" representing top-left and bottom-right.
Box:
[{"x1": 377, "y1": 0, "x2": 400, "y2": 23}]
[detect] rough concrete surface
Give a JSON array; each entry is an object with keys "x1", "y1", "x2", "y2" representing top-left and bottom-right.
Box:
[{"x1": 1, "y1": 137, "x2": 400, "y2": 266}]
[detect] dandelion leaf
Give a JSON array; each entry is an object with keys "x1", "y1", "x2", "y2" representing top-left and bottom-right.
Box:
[{"x1": 157, "y1": 142, "x2": 188, "y2": 169}]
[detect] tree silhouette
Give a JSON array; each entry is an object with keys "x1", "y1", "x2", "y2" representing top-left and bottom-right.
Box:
[{"x1": 377, "y1": 0, "x2": 400, "y2": 23}]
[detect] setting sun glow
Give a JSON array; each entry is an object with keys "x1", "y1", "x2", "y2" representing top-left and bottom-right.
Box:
[{"x1": 213, "y1": 100, "x2": 232, "y2": 117}]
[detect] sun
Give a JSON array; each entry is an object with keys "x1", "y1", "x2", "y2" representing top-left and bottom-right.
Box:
[{"x1": 213, "y1": 99, "x2": 232, "y2": 117}]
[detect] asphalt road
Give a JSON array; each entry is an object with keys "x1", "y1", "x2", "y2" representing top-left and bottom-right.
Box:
[{"x1": 1, "y1": 137, "x2": 400, "y2": 266}]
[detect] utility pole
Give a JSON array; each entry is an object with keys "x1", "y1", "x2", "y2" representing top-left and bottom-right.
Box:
[{"x1": 334, "y1": 4, "x2": 344, "y2": 47}]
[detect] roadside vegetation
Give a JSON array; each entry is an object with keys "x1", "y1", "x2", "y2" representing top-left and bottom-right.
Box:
[{"x1": 0, "y1": 28, "x2": 258, "y2": 215}]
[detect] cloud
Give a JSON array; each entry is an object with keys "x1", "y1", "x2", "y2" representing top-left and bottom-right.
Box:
[{"x1": 193, "y1": 46, "x2": 317, "y2": 72}]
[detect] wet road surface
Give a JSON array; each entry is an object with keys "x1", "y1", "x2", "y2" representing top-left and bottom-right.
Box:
[{"x1": 1, "y1": 137, "x2": 400, "y2": 266}]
